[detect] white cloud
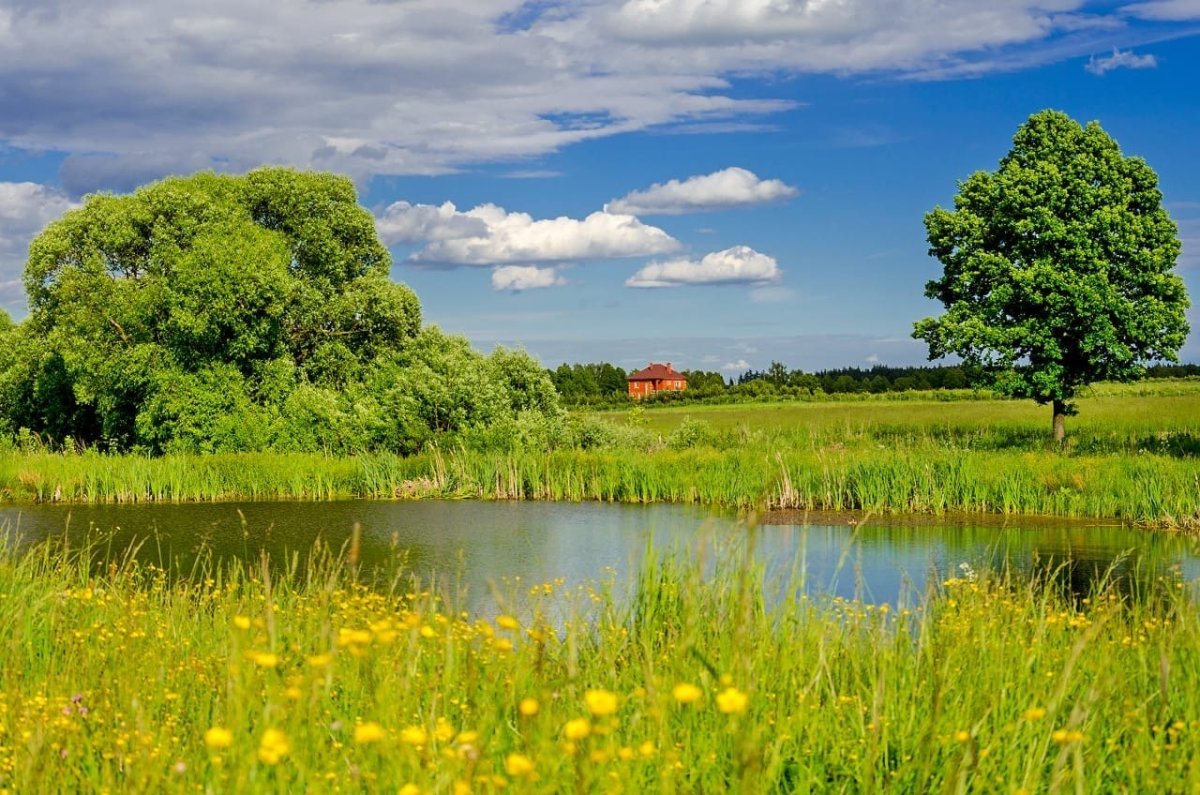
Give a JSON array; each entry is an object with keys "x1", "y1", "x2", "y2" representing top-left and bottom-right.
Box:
[
  {"x1": 1084, "y1": 48, "x2": 1158, "y2": 74},
  {"x1": 721, "y1": 358, "x2": 751, "y2": 372},
  {"x1": 607, "y1": 167, "x2": 797, "y2": 215},
  {"x1": 1122, "y1": 0, "x2": 1200, "y2": 20},
  {"x1": 0, "y1": 182, "x2": 76, "y2": 313},
  {"x1": 491, "y1": 265, "x2": 567, "y2": 291},
  {"x1": 626, "y1": 245, "x2": 780, "y2": 288},
  {"x1": 395, "y1": 202, "x2": 681, "y2": 266},
  {"x1": 0, "y1": 1, "x2": 1156, "y2": 191},
  {"x1": 375, "y1": 201, "x2": 488, "y2": 245}
]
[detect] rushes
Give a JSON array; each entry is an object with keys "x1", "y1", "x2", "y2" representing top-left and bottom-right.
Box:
[{"x1": 3, "y1": 385, "x2": 1200, "y2": 526}]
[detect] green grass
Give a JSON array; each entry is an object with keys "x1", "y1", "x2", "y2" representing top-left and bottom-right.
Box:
[
  {"x1": 2, "y1": 536, "x2": 1200, "y2": 792},
  {"x1": 3, "y1": 380, "x2": 1200, "y2": 526}
]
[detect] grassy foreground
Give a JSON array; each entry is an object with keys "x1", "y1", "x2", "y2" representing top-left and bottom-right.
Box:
[
  {"x1": 3, "y1": 381, "x2": 1200, "y2": 526},
  {"x1": 2, "y1": 539, "x2": 1199, "y2": 792}
]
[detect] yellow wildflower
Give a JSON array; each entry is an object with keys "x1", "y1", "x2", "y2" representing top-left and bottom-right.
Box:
[
  {"x1": 354, "y1": 722, "x2": 386, "y2": 745},
  {"x1": 307, "y1": 653, "x2": 333, "y2": 669},
  {"x1": 233, "y1": 616, "x2": 251, "y2": 630},
  {"x1": 672, "y1": 683, "x2": 703, "y2": 704},
  {"x1": 716, "y1": 687, "x2": 748, "y2": 714},
  {"x1": 519, "y1": 698, "x2": 540, "y2": 716},
  {"x1": 1023, "y1": 707, "x2": 1047, "y2": 721},
  {"x1": 505, "y1": 753, "x2": 535, "y2": 777},
  {"x1": 955, "y1": 731, "x2": 971, "y2": 743},
  {"x1": 563, "y1": 718, "x2": 592, "y2": 741},
  {"x1": 497, "y1": 615, "x2": 520, "y2": 630},
  {"x1": 585, "y1": 689, "x2": 618, "y2": 716},
  {"x1": 257, "y1": 728, "x2": 290, "y2": 765},
  {"x1": 204, "y1": 727, "x2": 234, "y2": 750},
  {"x1": 250, "y1": 651, "x2": 279, "y2": 669},
  {"x1": 399, "y1": 785, "x2": 422, "y2": 795},
  {"x1": 400, "y1": 726, "x2": 428, "y2": 746}
]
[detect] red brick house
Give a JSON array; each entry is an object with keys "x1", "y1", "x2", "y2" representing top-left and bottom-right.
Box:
[{"x1": 627, "y1": 363, "x2": 687, "y2": 398}]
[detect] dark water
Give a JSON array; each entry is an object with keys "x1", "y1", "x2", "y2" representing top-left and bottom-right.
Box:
[{"x1": 2, "y1": 500, "x2": 1197, "y2": 611}]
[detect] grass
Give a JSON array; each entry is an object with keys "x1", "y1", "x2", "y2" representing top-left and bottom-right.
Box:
[
  {"x1": 2, "y1": 535, "x2": 1200, "y2": 792},
  {"x1": 3, "y1": 380, "x2": 1200, "y2": 526}
]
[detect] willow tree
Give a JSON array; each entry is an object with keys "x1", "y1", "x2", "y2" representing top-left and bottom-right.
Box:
[{"x1": 913, "y1": 110, "x2": 1189, "y2": 442}]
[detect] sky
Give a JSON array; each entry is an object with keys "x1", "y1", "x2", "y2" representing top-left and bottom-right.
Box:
[{"x1": 1, "y1": 0, "x2": 1198, "y2": 375}]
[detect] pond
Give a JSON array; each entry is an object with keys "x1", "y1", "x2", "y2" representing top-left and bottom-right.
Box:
[{"x1": 3, "y1": 500, "x2": 1198, "y2": 611}]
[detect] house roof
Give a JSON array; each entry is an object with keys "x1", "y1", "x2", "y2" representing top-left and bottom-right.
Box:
[{"x1": 627, "y1": 362, "x2": 686, "y2": 381}]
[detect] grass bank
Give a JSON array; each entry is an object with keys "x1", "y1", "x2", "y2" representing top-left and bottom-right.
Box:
[
  {"x1": 1, "y1": 539, "x2": 1198, "y2": 792},
  {"x1": 3, "y1": 381, "x2": 1199, "y2": 526}
]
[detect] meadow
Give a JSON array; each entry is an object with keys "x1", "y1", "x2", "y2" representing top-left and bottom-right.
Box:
[
  {"x1": 3, "y1": 380, "x2": 1200, "y2": 527},
  {"x1": 1, "y1": 534, "x2": 1199, "y2": 793}
]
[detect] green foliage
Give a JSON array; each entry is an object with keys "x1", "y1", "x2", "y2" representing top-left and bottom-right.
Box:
[
  {"x1": 914, "y1": 110, "x2": 1190, "y2": 428},
  {"x1": 1, "y1": 169, "x2": 561, "y2": 454}
]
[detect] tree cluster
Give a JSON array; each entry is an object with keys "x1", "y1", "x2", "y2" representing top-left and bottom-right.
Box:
[{"x1": 0, "y1": 169, "x2": 563, "y2": 454}]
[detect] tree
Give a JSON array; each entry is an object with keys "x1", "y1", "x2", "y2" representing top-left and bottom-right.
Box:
[{"x1": 913, "y1": 110, "x2": 1190, "y2": 442}]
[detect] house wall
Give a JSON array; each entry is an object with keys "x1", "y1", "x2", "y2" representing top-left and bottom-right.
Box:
[{"x1": 627, "y1": 378, "x2": 687, "y2": 398}]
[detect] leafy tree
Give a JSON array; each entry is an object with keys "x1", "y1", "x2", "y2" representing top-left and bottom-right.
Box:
[
  {"x1": 914, "y1": 110, "x2": 1190, "y2": 441},
  {"x1": 2, "y1": 168, "x2": 567, "y2": 453}
]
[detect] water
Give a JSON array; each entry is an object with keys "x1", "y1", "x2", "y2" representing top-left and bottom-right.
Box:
[{"x1": 3, "y1": 500, "x2": 1198, "y2": 611}]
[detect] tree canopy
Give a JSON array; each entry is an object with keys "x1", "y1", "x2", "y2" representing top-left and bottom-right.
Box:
[
  {"x1": 0, "y1": 168, "x2": 561, "y2": 453},
  {"x1": 913, "y1": 109, "x2": 1190, "y2": 441}
]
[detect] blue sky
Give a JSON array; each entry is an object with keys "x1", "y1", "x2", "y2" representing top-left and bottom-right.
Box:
[{"x1": 1, "y1": 1, "x2": 1197, "y2": 374}]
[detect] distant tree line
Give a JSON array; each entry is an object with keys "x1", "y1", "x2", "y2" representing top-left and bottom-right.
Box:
[{"x1": 549, "y1": 361, "x2": 989, "y2": 406}]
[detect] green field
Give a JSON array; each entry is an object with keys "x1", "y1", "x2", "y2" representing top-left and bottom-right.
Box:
[
  {"x1": 2, "y1": 536, "x2": 1199, "y2": 793},
  {"x1": 3, "y1": 380, "x2": 1200, "y2": 526}
]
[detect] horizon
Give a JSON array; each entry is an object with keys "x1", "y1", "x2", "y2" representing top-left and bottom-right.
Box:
[{"x1": 1, "y1": 1, "x2": 1197, "y2": 374}]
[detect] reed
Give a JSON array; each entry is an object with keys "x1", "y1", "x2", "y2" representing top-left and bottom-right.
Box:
[
  {"x1": 1, "y1": 536, "x2": 1198, "y2": 792},
  {"x1": 3, "y1": 382, "x2": 1199, "y2": 525}
]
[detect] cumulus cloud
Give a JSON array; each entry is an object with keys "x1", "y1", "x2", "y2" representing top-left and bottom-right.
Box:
[
  {"x1": 0, "y1": 1, "x2": 1159, "y2": 191},
  {"x1": 0, "y1": 182, "x2": 76, "y2": 312},
  {"x1": 607, "y1": 167, "x2": 797, "y2": 215},
  {"x1": 1084, "y1": 48, "x2": 1158, "y2": 74},
  {"x1": 1122, "y1": 0, "x2": 1200, "y2": 20},
  {"x1": 626, "y1": 245, "x2": 780, "y2": 288},
  {"x1": 721, "y1": 358, "x2": 751, "y2": 372},
  {"x1": 376, "y1": 201, "x2": 488, "y2": 245},
  {"x1": 491, "y1": 265, "x2": 567, "y2": 291},
  {"x1": 389, "y1": 202, "x2": 681, "y2": 266}
]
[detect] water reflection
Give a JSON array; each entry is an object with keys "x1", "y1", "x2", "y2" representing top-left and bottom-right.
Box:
[{"x1": 2, "y1": 501, "x2": 1197, "y2": 612}]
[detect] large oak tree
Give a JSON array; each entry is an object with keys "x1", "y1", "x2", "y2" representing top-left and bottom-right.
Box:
[{"x1": 914, "y1": 110, "x2": 1190, "y2": 442}]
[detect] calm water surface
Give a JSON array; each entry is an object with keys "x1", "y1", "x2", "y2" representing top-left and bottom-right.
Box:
[{"x1": 3, "y1": 500, "x2": 1198, "y2": 610}]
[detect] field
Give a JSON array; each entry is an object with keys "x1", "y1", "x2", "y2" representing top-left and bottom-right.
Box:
[
  {"x1": 3, "y1": 380, "x2": 1200, "y2": 527},
  {"x1": 2, "y1": 535, "x2": 1200, "y2": 793}
]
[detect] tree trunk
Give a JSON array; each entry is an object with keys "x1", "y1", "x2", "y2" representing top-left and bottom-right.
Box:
[{"x1": 1052, "y1": 399, "x2": 1066, "y2": 444}]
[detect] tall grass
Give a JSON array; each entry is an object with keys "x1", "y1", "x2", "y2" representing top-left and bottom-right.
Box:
[
  {"x1": 2, "y1": 536, "x2": 1199, "y2": 792},
  {"x1": 3, "y1": 383, "x2": 1200, "y2": 525}
]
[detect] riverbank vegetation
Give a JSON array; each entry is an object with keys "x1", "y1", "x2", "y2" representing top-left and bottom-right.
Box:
[
  {"x1": 2, "y1": 537, "x2": 1199, "y2": 792},
  {"x1": 3, "y1": 380, "x2": 1199, "y2": 527}
]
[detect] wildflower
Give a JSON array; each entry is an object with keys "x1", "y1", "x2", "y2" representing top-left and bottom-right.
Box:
[
  {"x1": 399, "y1": 785, "x2": 422, "y2": 795},
  {"x1": 204, "y1": 727, "x2": 234, "y2": 750},
  {"x1": 257, "y1": 729, "x2": 290, "y2": 765},
  {"x1": 1051, "y1": 729, "x2": 1084, "y2": 745},
  {"x1": 716, "y1": 687, "x2": 748, "y2": 714},
  {"x1": 497, "y1": 615, "x2": 520, "y2": 630},
  {"x1": 354, "y1": 722, "x2": 386, "y2": 745},
  {"x1": 519, "y1": 698, "x2": 540, "y2": 716},
  {"x1": 250, "y1": 651, "x2": 279, "y2": 669},
  {"x1": 672, "y1": 683, "x2": 703, "y2": 704},
  {"x1": 638, "y1": 740, "x2": 657, "y2": 758},
  {"x1": 1023, "y1": 707, "x2": 1047, "y2": 721},
  {"x1": 505, "y1": 753, "x2": 535, "y2": 777},
  {"x1": 563, "y1": 718, "x2": 592, "y2": 741},
  {"x1": 307, "y1": 653, "x2": 333, "y2": 669},
  {"x1": 400, "y1": 726, "x2": 428, "y2": 746},
  {"x1": 585, "y1": 689, "x2": 618, "y2": 716},
  {"x1": 955, "y1": 731, "x2": 971, "y2": 743},
  {"x1": 233, "y1": 616, "x2": 251, "y2": 630}
]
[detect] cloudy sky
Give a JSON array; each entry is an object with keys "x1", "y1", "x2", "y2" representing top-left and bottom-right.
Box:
[{"x1": 1, "y1": 0, "x2": 1198, "y2": 373}]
